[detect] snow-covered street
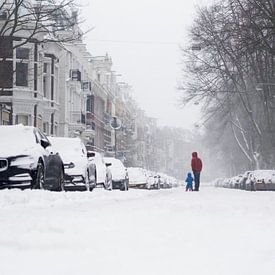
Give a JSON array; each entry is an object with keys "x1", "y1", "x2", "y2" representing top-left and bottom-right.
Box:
[{"x1": 1, "y1": 186, "x2": 275, "y2": 275}]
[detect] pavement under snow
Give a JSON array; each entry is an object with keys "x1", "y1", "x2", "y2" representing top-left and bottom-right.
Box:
[{"x1": 0, "y1": 186, "x2": 275, "y2": 275}]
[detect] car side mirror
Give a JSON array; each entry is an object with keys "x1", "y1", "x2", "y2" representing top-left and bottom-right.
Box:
[
  {"x1": 87, "y1": 151, "x2": 95, "y2": 158},
  {"x1": 105, "y1": 163, "x2": 112, "y2": 167},
  {"x1": 41, "y1": 138, "x2": 50, "y2": 149}
]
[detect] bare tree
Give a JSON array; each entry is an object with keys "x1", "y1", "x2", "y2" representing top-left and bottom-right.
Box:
[
  {"x1": 180, "y1": 0, "x2": 275, "y2": 173},
  {"x1": 0, "y1": 0, "x2": 84, "y2": 83}
]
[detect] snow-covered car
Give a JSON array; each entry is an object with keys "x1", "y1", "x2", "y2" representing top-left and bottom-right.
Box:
[
  {"x1": 213, "y1": 178, "x2": 224, "y2": 188},
  {"x1": 127, "y1": 167, "x2": 148, "y2": 189},
  {"x1": 0, "y1": 125, "x2": 64, "y2": 190},
  {"x1": 146, "y1": 174, "x2": 161, "y2": 190},
  {"x1": 48, "y1": 137, "x2": 96, "y2": 191},
  {"x1": 239, "y1": 171, "x2": 252, "y2": 190},
  {"x1": 246, "y1": 170, "x2": 275, "y2": 191},
  {"x1": 87, "y1": 151, "x2": 111, "y2": 190},
  {"x1": 264, "y1": 171, "x2": 275, "y2": 190},
  {"x1": 222, "y1": 178, "x2": 230, "y2": 188},
  {"x1": 158, "y1": 173, "x2": 171, "y2": 189},
  {"x1": 104, "y1": 157, "x2": 129, "y2": 191},
  {"x1": 230, "y1": 175, "x2": 243, "y2": 189}
]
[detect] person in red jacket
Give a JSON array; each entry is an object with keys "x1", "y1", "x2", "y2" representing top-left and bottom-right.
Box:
[{"x1": 191, "y1": 152, "x2": 203, "y2": 191}]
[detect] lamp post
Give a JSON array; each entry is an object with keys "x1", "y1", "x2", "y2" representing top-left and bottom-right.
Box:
[{"x1": 110, "y1": 116, "x2": 122, "y2": 158}]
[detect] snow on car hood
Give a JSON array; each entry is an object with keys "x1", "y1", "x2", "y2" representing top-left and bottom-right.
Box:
[
  {"x1": 127, "y1": 167, "x2": 147, "y2": 183},
  {"x1": 127, "y1": 167, "x2": 147, "y2": 182},
  {"x1": 0, "y1": 125, "x2": 38, "y2": 159},
  {"x1": 0, "y1": 144, "x2": 38, "y2": 158},
  {"x1": 110, "y1": 167, "x2": 126, "y2": 181}
]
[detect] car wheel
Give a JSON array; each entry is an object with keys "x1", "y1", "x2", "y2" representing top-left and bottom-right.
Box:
[
  {"x1": 57, "y1": 169, "x2": 65, "y2": 191},
  {"x1": 104, "y1": 177, "x2": 112, "y2": 190},
  {"x1": 121, "y1": 180, "x2": 128, "y2": 191},
  {"x1": 94, "y1": 172, "x2": 97, "y2": 187},
  {"x1": 33, "y1": 162, "x2": 45, "y2": 189},
  {"x1": 85, "y1": 170, "x2": 90, "y2": 191}
]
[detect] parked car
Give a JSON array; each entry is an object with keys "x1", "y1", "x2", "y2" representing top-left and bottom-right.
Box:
[
  {"x1": 87, "y1": 151, "x2": 111, "y2": 190},
  {"x1": 165, "y1": 176, "x2": 173, "y2": 189},
  {"x1": 246, "y1": 170, "x2": 275, "y2": 191},
  {"x1": 159, "y1": 173, "x2": 171, "y2": 189},
  {"x1": 239, "y1": 171, "x2": 252, "y2": 190},
  {"x1": 48, "y1": 137, "x2": 96, "y2": 191},
  {"x1": 222, "y1": 178, "x2": 230, "y2": 188},
  {"x1": 213, "y1": 178, "x2": 224, "y2": 188},
  {"x1": 104, "y1": 157, "x2": 129, "y2": 191},
  {"x1": 127, "y1": 167, "x2": 148, "y2": 189},
  {"x1": 147, "y1": 174, "x2": 161, "y2": 190},
  {"x1": 231, "y1": 175, "x2": 243, "y2": 189},
  {"x1": 264, "y1": 171, "x2": 275, "y2": 190},
  {"x1": 0, "y1": 125, "x2": 64, "y2": 191}
]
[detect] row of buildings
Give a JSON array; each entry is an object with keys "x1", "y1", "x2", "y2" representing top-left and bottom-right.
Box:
[
  {"x1": 0, "y1": 1, "x2": 191, "y2": 178},
  {"x1": 0, "y1": 1, "x2": 161, "y2": 168}
]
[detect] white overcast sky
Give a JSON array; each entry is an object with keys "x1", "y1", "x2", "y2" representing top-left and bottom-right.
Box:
[{"x1": 79, "y1": 0, "x2": 210, "y2": 129}]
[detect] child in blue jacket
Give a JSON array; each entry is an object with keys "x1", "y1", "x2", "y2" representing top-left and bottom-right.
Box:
[{"x1": 185, "y1": 172, "x2": 194, "y2": 191}]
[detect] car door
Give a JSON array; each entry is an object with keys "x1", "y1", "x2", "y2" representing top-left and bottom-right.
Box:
[{"x1": 35, "y1": 129, "x2": 62, "y2": 187}]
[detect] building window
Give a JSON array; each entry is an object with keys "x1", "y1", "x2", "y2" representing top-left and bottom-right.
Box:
[
  {"x1": 16, "y1": 48, "x2": 30, "y2": 60},
  {"x1": 43, "y1": 63, "x2": 47, "y2": 73},
  {"x1": 92, "y1": 122, "x2": 96, "y2": 130},
  {"x1": 34, "y1": 43, "x2": 38, "y2": 62},
  {"x1": 16, "y1": 114, "x2": 29, "y2": 126},
  {"x1": 37, "y1": 115, "x2": 43, "y2": 130},
  {"x1": 51, "y1": 76, "x2": 54, "y2": 101},
  {"x1": 0, "y1": 61, "x2": 13, "y2": 88},
  {"x1": 87, "y1": 95, "x2": 95, "y2": 113},
  {"x1": 16, "y1": 62, "x2": 28, "y2": 86},
  {"x1": 51, "y1": 58, "x2": 54, "y2": 74},
  {"x1": 43, "y1": 122, "x2": 49, "y2": 135},
  {"x1": 1, "y1": 107, "x2": 11, "y2": 125},
  {"x1": 70, "y1": 69, "x2": 81, "y2": 81},
  {"x1": 43, "y1": 75, "x2": 47, "y2": 97},
  {"x1": 34, "y1": 105, "x2": 37, "y2": 127},
  {"x1": 0, "y1": 37, "x2": 13, "y2": 59},
  {"x1": 50, "y1": 113, "x2": 54, "y2": 135}
]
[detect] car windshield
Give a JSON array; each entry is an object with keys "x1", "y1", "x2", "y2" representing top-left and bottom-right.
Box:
[
  {"x1": 49, "y1": 138, "x2": 85, "y2": 157},
  {"x1": 105, "y1": 158, "x2": 124, "y2": 169}
]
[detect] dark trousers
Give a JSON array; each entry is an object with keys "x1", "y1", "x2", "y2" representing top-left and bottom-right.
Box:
[
  {"x1": 186, "y1": 185, "x2": 193, "y2": 191},
  {"x1": 193, "y1": 171, "x2": 201, "y2": 191}
]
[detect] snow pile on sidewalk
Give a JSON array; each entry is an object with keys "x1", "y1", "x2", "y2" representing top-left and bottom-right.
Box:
[{"x1": 0, "y1": 187, "x2": 275, "y2": 275}]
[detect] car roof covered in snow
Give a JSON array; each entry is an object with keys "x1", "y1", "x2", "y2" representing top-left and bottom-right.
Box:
[{"x1": 48, "y1": 137, "x2": 86, "y2": 157}]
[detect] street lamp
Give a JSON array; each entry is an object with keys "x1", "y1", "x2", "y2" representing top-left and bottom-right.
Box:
[{"x1": 110, "y1": 116, "x2": 122, "y2": 158}]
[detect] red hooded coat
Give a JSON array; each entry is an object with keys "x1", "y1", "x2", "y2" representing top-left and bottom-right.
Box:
[{"x1": 191, "y1": 152, "x2": 202, "y2": 172}]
